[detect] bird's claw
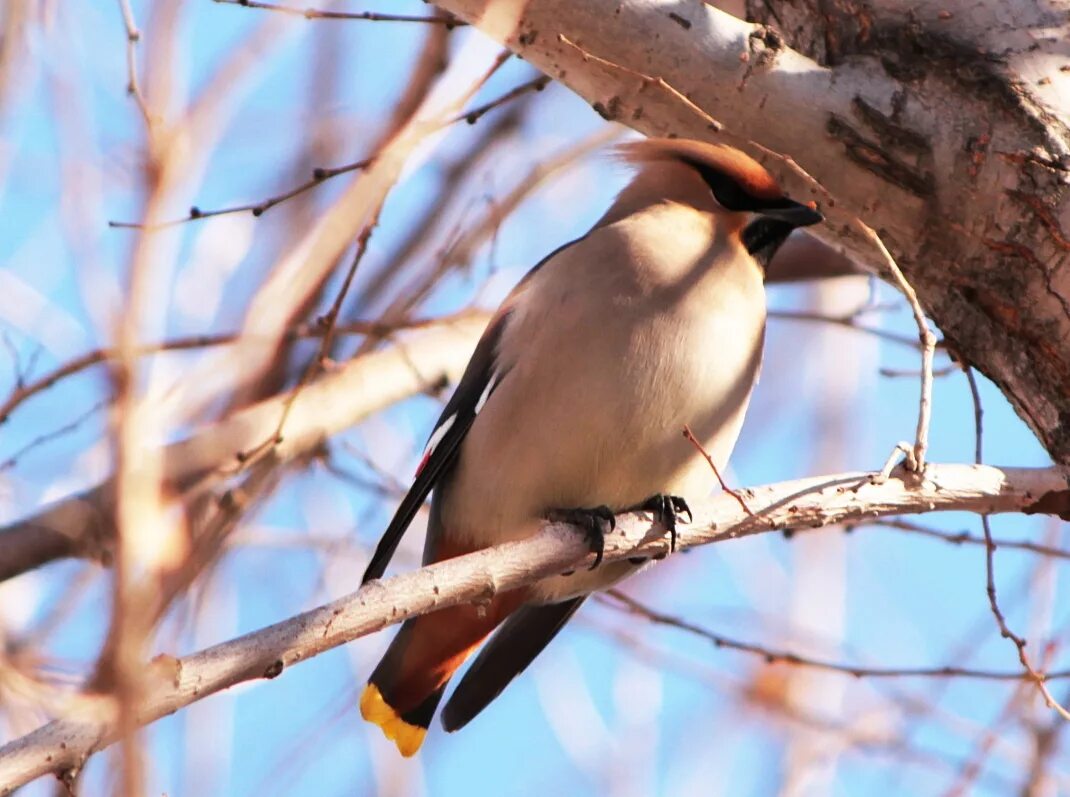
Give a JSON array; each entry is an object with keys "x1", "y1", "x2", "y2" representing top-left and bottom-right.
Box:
[
  {"x1": 547, "y1": 505, "x2": 615, "y2": 570},
  {"x1": 635, "y1": 494, "x2": 692, "y2": 553}
]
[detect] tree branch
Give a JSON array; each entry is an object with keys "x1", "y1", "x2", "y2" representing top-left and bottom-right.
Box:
[
  {"x1": 0, "y1": 462, "x2": 1065, "y2": 791},
  {"x1": 0, "y1": 315, "x2": 487, "y2": 582}
]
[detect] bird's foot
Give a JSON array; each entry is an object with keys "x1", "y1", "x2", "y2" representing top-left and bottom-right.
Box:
[
  {"x1": 546, "y1": 505, "x2": 615, "y2": 570},
  {"x1": 633, "y1": 494, "x2": 692, "y2": 553}
]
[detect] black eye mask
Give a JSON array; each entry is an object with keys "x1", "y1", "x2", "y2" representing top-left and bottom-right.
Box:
[
  {"x1": 690, "y1": 161, "x2": 755, "y2": 211},
  {"x1": 684, "y1": 158, "x2": 824, "y2": 229}
]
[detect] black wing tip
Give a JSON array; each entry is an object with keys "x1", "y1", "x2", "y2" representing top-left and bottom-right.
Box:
[
  {"x1": 440, "y1": 689, "x2": 479, "y2": 732},
  {"x1": 361, "y1": 545, "x2": 393, "y2": 584},
  {"x1": 360, "y1": 567, "x2": 381, "y2": 586},
  {"x1": 439, "y1": 708, "x2": 465, "y2": 733},
  {"x1": 440, "y1": 598, "x2": 586, "y2": 732}
]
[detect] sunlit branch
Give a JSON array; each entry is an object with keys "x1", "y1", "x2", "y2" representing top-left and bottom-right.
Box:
[{"x1": 0, "y1": 462, "x2": 1065, "y2": 791}]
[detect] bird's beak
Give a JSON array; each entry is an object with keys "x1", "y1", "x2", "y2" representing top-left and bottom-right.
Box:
[{"x1": 757, "y1": 200, "x2": 824, "y2": 228}]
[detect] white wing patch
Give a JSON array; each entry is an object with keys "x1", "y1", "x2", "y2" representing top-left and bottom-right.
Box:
[
  {"x1": 422, "y1": 413, "x2": 457, "y2": 460},
  {"x1": 473, "y1": 371, "x2": 501, "y2": 416},
  {"x1": 415, "y1": 370, "x2": 502, "y2": 477}
]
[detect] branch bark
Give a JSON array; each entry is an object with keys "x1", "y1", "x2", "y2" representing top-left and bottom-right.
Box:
[
  {"x1": 428, "y1": 0, "x2": 1070, "y2": 464},
  {"x1": 0, "y1": 315, "x2": 486, "y2": 582},
  {"x1": 0, "y1": 462, "x2": 1066, "y2": 792}
]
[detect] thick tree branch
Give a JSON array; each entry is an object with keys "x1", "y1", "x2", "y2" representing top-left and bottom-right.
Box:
[
  {"x1": 0, "y1": 316, "x2": 487, "y2": 582},
  {"x1": 0, "y1": 463, "x2": 1066, "y2": 791}
]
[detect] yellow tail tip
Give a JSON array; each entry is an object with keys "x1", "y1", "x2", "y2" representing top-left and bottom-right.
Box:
[{"x1": 360, "y1": 683, "x2": 427, "y2": 757}]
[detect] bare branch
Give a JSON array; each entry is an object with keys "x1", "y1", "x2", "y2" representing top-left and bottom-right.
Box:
[
  {"x1": 0, "y1": 400, "x2": 106, "y2": 472},
  {"x1": 105, "y1": 69, "x2": 544, "y2": 230},
  {"x1": 682, "y1": 424, "x2": 752, "y2": 515},
  {"x1": 106, "y1": 158, "x2": 375, "y2": 229},
  {"x1": 965, "y1": 366, "x2": 1070, "y2": 720},
  {"x1": 0, "y1": 314, "x2": 460, "y2": 425},
  {"x1": 863, "y1": 519, "x2": 1070, "y2": 562},
  {"x1": 767, "y1": 309, "x2": 928, "y2": 349},
  {"x1": 0, "y1": 316, "x2": 488, "y2": 582},
  {"x1": 0, "y1": 462, "x2": 1066, "y2": 791},
  {"x1": 855, "y1": 223, "x2": 938, "y2": 472},
  {"x1": 601, "y1": 590, "x2": 1070, "y2": 682},
  {"x1": 445, "y1": 74, "x2": 550, "y2": 126},
  {"x1": 115, "y1": 0, "x2": 152, "y2": 130}
]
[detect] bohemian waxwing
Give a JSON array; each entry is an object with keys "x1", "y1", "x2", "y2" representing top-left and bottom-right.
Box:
[{"x1": 359, "y1": 138, "x2": 824, "y2": 755}]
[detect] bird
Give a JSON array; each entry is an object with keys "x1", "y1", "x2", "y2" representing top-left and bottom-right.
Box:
[{"x1": 358, "y1": 137, "x2": 823, "y2": 756}]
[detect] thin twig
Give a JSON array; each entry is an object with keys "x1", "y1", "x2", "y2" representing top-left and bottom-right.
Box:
[
  {"x1": 0, "y1": 400, "x2": 106, "y2": 472},
  {"x1": 964, "y1": 366, "x2": 984, "y2": 466},
  {"x1": 682, "y1": 424, "x2": 753, "y2": 515},
  {"x1": 601, "y1": 590, "x2": 1070, "y2": 682},
  {"x1": 965, "y1": 365, "x2": 1070, "y2": 721},
  {"x1": 0, "y1": 331, "x2": 27, "y2": 389},
  {"x1": 767, "y1": 309, "x2": 929, "y2": 349},
  {"x1": 0, "y1": 314, "x2": 465, "y2": 424},
  {"x1": 212, "y1": 0, "x2": 465, "y2": 26},
  {"x1": 257, "y1": 208, "x2": 385, "y2": 463},
  {"x1": 863, "y1": 518, "x2": 1070, "y2": 562},
  {"x1": 444, "y1": 75, "x2": 550, "y2": 126},
  {"x1": 108, "y1": 157, "x2": 375, "y2": 229},
  {"x1": 116, "y1": 0, "x2": 152, "y2": 129},
  {"x1": 107, "y1": 65, "x2": 545, "y2": 230},
  {"x1": 855, "y1": 225, "x2": 936, "y2": 472},
  {"x1": 879, "y1": 365, "x2": 955, "y2": 379}
]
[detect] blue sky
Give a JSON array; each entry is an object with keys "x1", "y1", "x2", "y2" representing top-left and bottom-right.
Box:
[{"x1": 0, "y1": 1, "x2": 1065, "y2": 795}]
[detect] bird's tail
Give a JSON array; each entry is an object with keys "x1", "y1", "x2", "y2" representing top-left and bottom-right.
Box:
[
  {"x1": 441, "y1": 596, "x2": 586, "y2": 732},
  {"x1": 360, "y1": 592, "x2": 524, "y2": 756}
]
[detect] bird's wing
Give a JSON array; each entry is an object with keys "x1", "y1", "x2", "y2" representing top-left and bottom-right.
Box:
[
  {"x1": 360, "y1": 308, "x2": 513, "y2": 584},
  {"x1": 360, "y1": 237, "x2": 580, "y2": 584}
]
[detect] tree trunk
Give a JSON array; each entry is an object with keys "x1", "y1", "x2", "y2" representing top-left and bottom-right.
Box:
[{"x1": 432, "y1": 0, "x2": 1070, "y2": 462}]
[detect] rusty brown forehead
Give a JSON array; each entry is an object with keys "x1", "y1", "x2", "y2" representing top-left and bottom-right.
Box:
[
  {"x1": 619, "y1": 138, "x2": 784, "y2": 200},
  {"x1": 692, "y1": 144, "x2": 783, "y2": 200}
]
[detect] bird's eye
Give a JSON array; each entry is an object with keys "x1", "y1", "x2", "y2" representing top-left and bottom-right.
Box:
[
  {"x1": 710, "y1": 179, "x2": 751, "y2": 212},
  {"x1": 692, "y1": 163, "x2": 752, "y2": 211}
]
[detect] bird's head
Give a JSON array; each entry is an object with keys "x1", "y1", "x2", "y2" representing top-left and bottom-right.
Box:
[{"x1": 615, "y1": 138, "x2": 823, "y2": 264}]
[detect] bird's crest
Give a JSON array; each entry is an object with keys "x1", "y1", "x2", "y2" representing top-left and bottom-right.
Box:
[{"x1": 616, "y1": 138, "x2": 783, "y2": 203}]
